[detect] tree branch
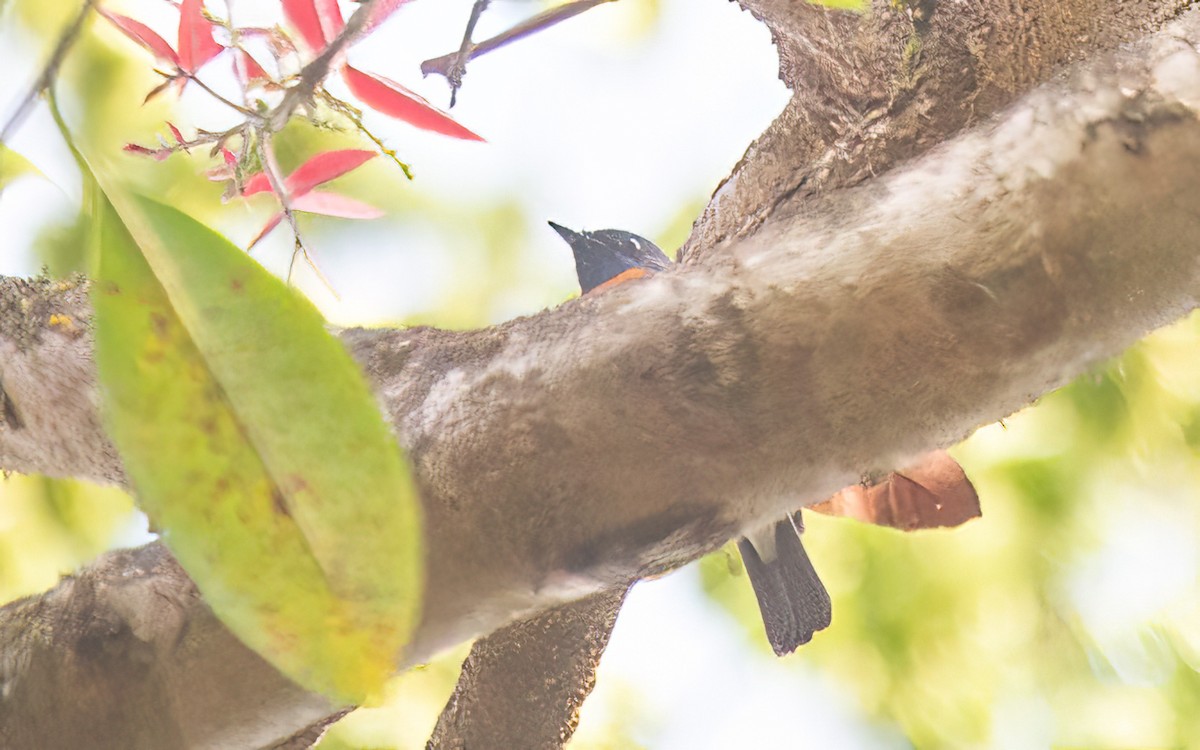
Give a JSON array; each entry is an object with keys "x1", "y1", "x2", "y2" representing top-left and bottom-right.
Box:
[
  {"x1": 683, "y1": 0, "x2": 1197, "y2": 261},
  {"x1": 0, "y1": 545, "x2": 335, "y2": 750},
  {"x1": 3, "y1": 3, "x2": 1200, "y2": 747},
  {"x1": 427, "y1": 586, "x2": 630, "y2": 749}
]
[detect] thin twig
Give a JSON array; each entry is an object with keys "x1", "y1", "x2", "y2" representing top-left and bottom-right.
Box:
[
  {"x1": 46, "y1": 88, "x2": 101, "y2": 269},
  {"x1": 268, "y1": 0, "x2": 379, "y2": 131},
  {"x1": 447, "y1": 0, "x2": 491, "y2": 108},
  {"x1": 421, "y1": 0, "x2": 617, "y2": 82},
  {"x1": 254, "y1": 132, "x2": 338, "y2": 297},
  {"x1": 298, "y1": 246, "x2": 337, "y2": 294},
  {"x1": 181, "y1": 72, "x2": 262, "y2": 119},
  {"x1": 319, "y1": 92, "x2": 413, "y2": 180},
  {"x1": 46, "y1": 89, "x2": 90, "y2": 183},
  {"x1": 287, "y1": 236, "x2": 302, "y2": 280},
  {"x1": 255, "y1": 132, "x2": 303, "y2": 252},
  {"x1": 1, "y1": 0, "x2": 98, "y2": 144}
]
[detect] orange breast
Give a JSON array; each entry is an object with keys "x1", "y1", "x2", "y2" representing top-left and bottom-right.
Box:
[{"x1": 589, "y1": 267, "x2": 651, "y2": 294}]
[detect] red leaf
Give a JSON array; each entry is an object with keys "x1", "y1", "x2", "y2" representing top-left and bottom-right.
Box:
[
  {"x1": 167, "y1": 122, "x2": 185, "y2": 144},
  {"x1": 177, "y1": 0, "x2": 223, "y2": 73},
  {"x1": 281, "y1": 0, "x2": 328, "y2": 53},
  {"x1": 290, "y1": 191, "x2": 383, "y2": 219},
  {"x1": 314, "y1": 0, "x2": 345, "y2": 45},
  {"x1": 241, "y1": 172, "x2": 273, "y2": 196},
  {"x1": 123, "y1": 143, "x2": 172, "y2": 161},
  {"x1": 206, "y1": 148, "x2": 237, "y2": 182},
  {"x1": 100, "y1": 10, "x2": 180, "y2": 66},
  {"x1": 341, "y1": 66, "x2": 484, "y2": 142},
  {"x1": 247, "y1": 212, "x2": 285, "y2": 249},
  {"x1": 285, "y1": 149, "x2": 376, "y2": 195},
  {"x1": 235, "y1": 49, "x2": 270, "y2": 85},
  {"x1": 247, "y1": 192, "x2": 382, "y2": 249},
  {"x1": 242, "y1": 149, "x2": 375, "y2": 198}
]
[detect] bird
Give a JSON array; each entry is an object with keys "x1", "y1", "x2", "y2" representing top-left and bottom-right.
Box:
[{"x1": 549, "y1": 221, "x2": 832, "y2": 656}]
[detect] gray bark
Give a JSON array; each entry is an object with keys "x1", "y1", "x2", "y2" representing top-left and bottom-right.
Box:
[
  {"x1": 427, "y1": 587, "x2": 630, "y2": 750},
  {"x1": 2, "y1": 1, "x2": 1200, "y2": 747},
  {"x1": 0, "y1": 545, "x2": 335, "y2": 750}
]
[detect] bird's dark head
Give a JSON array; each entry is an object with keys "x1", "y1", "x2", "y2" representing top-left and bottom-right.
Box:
[{"x1": 549, "y1": 222, "x2": 672, "y2": 295}]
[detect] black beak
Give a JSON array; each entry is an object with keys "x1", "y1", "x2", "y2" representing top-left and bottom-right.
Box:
[{"x1": 548, "y1": 221, "x2": 581, "y2": 244}]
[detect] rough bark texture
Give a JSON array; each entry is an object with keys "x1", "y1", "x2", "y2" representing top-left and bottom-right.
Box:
[
  {"x1": 2, "y1": 1, "x2": 1200, "y2": 747},
  {"x1": 265, "y1": 708, "x2": 353, "y2": 750},
  {"x1": 683, "y1": 0, "x2": 1196, "y2": 262},
  {"x1": 0, "y1": 545, "x2": 335, "y2": 750},
  {"x1": 427, "y1": 586, "x2": 630, "y2": 750},
  {"x1": 0, "y1": 276, "x2": 121, "y2": 484}
]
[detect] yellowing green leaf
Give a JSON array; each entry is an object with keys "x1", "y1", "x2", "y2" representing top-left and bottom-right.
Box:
[
  {"x1": 91, "y1": 190, "x2": 422, "y2": 704},
  {"x1": 0, "y1": 144, "x2": 42, "y2": 190}
]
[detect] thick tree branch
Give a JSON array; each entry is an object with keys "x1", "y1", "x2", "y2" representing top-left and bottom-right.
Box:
[
  {"x1": 683, "y1": 0, "x2": 1197, "y2": 261},
  {"x1": 427, "y1": 586, "x2": 630, "y2": 749},
  {"x1": 3, "y1": 4, "x2": 1200, "y2": 747},
  {"x1": 0, "y1": 276, "x2": 121, "y2": 483},
  {"x1": 0, "y1": 545, "x2": 335, "y2": 750}
]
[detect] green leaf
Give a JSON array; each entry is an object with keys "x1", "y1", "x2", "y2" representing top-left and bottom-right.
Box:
[
  {"x1": 0, "y1": 144, "x2": 43, "y2": 190},
  {"x1": 91, "y1": 189, "x2": 423, "y2": 704}
]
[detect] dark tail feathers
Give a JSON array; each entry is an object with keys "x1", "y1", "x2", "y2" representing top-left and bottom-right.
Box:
[{"x1": 738, "y1": 514, "x2": 832, "y2": 656}]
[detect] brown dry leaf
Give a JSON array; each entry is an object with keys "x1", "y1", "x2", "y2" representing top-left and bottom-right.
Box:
[{"x1": 809, "y1": 450, "x2": 980, "y2": 531}]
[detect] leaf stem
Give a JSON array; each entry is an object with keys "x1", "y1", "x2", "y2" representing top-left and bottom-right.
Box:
[
  {"x1": 0, "y1": 0, "x2": 98, "y2": 145},
  {"x1": 268, "y1": 0, "x2": 380, "y2": 131},
  {"x1": 182, "y1": 72, "x2": 262, "y2": 119}
]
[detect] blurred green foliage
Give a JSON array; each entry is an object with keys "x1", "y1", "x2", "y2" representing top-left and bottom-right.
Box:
[
  {"x1": 700, "y1": 311, "x2": 1200, "y2": 748},
  {"x1": 0, "y1": 143, "x2": 41, "y2": 188},
  {"x1": 0, "y1": 475, "x2": 134, "y2": 602}
]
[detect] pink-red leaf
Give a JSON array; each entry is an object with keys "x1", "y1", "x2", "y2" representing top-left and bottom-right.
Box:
[
  {"x1": 100, "y1": 10, "x2": 180, "y2": 66},
  {"x1": 285, "y1": 149, "x2": 376, "y2": 196},
  {"x1": 314, "y1": 0, "x2": 345, "y2": 45},
  {"x1": 247, "y1": 212, "x2": 285, "y2": 249},
  {"x1": 341, "y1": 66, "x2": 484, "y2": 142},
  {"x1": 167, "y1": 122, "x2": 185, "y2": 144},
  {"x1": 290, "y1": 191, "x2": 383, "y2": 219},
  {"x1": 207, "y1": 157, "x2": 235, "y2": 182},
  {"x1": 235, "y1": 49, "x2": 271, "y2": 85},
  {"x1": 282, "y1": 0, "x2": 328, "y2": 53},
  {"x1": 177, "y1": 0, "x2": 223, "y2": 73},
  {"x1": 247, "y1": 192, "x2": 382, "y2": 248},
  {"x1": 206, "y1": 147, "x2": 238, "y2": 182},
  {"x1": 242, "y1": 150, "x2": 375, "y2": 198},
  {"x1": 242, "y1": 172, "x2": 273, "y2": 197}
]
